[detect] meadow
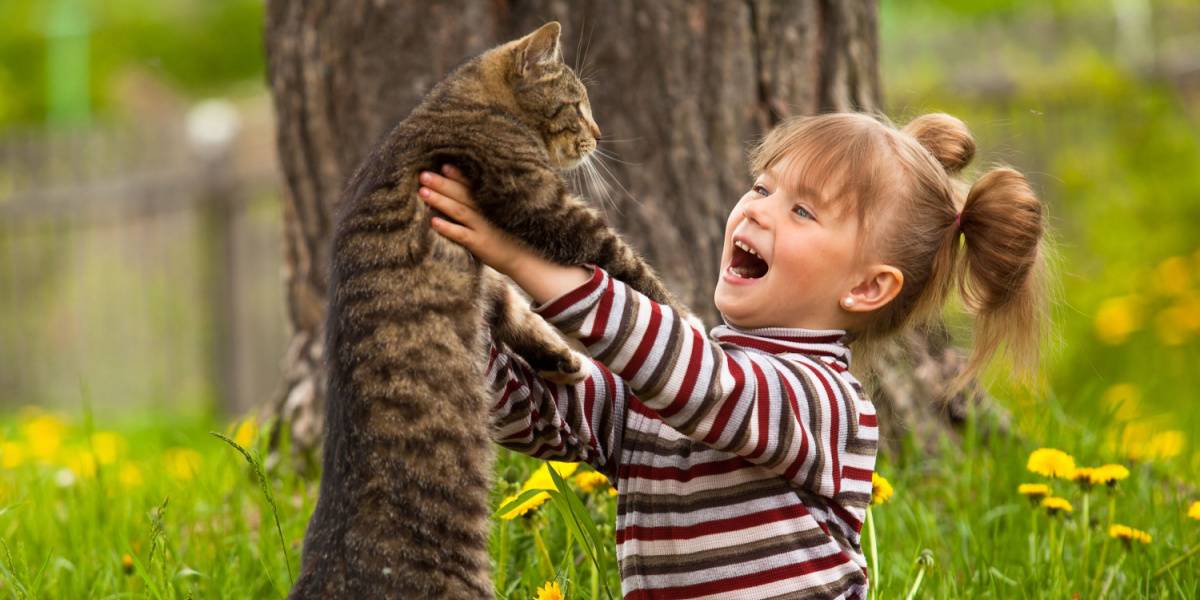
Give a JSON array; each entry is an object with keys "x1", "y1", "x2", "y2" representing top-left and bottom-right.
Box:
[{"x1": 1, "y1": 390, "x2": 1198, "y2": 598}]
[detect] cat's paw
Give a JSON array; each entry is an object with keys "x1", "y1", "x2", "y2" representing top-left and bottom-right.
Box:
[{"x1": 537, "y1": 350, "x2": 586, "y2": 385}]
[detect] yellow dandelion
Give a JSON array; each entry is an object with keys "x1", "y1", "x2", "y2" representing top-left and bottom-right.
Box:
[
  {"x1": 1152, "y1": 256, "x2": 1191, "y2": 297},
  {"x1": 118, "y1": 463, "x2": 144, "y2": 488},
  {"x1": 608, "y1": 487, "x2": 618, "y2": 497},
  {"x1": 1123, "y1": 427, "x2": 1185, "y2": 461},
  {"x1": 1027, "y1": 448, "x2": 1076, "y2": 479},
  {"x1": 233, "y1": 418, "x2": 258, "y2": 449},
  {"x1": 522, "y1": 461, "x2": 579, "y2": 491},
  {"x1": 63, "y1": 449, "x2": 98, "y2": 478},
  {"x1": 1, "y1": 441, "x2": 25, "y2": 469},
  {"x1": 871, "y1": 473, "x2": 894, "y2": 505},
  {"x1": 1102, "y1": 383, "x2": 1141, "y2": 422},
  {"x1": 1188, "y1": 501, "x2": 1200, "y2": 521},
  {"x1": 1155, "y1": 306, "x2": 1192, "y2": 346},
  {"x1": 497, "y1": 491, "x2": 550, "y2": 520},
  {"x1": 497, "y1": 461, "x2": 579, "y2": 520},
  {"x1": 22, "y1": 413, "x2": 67, "y2": 462},
  {"x1": 1109, "y1": 524, "x2": 1152, "y2": 545},
  {"x1": 121, "y1": 553, "x2": 135, "y2": 575},
  {"x1": 574, "y1": 471, "x2": 610, "y2": 494},
  {"x1": 1089, "y1": 464, "x2": 1130, "y2": 487},
  {"x1": 1094, "y1": 295, "x2": 1142, "y2": 345},
  {"x1": 163, "y1": 448, "x2": 203, "y2": 481},
  {"x1": 1071, "y1": 467, "x2": 1096, "y2": 490},
  {"x1": 534, "y1": 580, "x2": 564, "y2": 600},
  {"x1": 90, "y1": 432, "x2": 125, "y2": 465},
  {"x1": 1041, "y1": 496, "x2": 1073, "y2": 515},
  {"x1": 1018, "y1": 483, "x2": 1051, "y2": 502}
]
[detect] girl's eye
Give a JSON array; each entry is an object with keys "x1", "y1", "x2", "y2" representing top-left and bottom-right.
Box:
[
  {"x1": 792, "y1": 204, "x2": 814, "y2": 220},
  {"x1": 752, "y1": 184, "x2": 769, "y2": 196}
]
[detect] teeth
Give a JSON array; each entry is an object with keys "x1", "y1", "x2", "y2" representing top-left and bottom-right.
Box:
[{"x1": 734, "y1": 240, "x2": 759, "y2": 257}]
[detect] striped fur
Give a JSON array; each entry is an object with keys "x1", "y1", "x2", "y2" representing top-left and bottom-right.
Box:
[{"x1": 291, "y1": 22, "x2": 683, "y2": 599}]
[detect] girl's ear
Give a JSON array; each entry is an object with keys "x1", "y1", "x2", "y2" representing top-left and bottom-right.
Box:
[{"x1": 846, "y1": 265, "x2": 904, "y2": 312}]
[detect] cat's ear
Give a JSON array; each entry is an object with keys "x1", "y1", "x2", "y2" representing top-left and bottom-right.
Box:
[{"x1": 517, "y1": 21, "x2": 563, "y2": 75}]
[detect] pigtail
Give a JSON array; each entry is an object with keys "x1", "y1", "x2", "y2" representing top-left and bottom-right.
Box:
[{"x1": 946, "y1": 167, "x2": 1051, "y2": 395}]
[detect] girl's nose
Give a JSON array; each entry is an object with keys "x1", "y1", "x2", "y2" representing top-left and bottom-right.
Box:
[{"x1": 742, "y1": 201, "x2": 768, "y2": 227}]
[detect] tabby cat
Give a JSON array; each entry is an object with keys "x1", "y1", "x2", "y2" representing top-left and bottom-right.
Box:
[{"x1": 290, "y1": 22, "x2": 685, "y2": 599}]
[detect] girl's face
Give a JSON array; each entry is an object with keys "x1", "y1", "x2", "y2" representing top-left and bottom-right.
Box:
[{"x1": 714, "y1": 163, "x2": 863, "y2": 331}]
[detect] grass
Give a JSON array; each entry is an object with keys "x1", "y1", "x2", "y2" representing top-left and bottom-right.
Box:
[{"x1": 0, "y1": 392, "x2": 1197, "y2": 599}]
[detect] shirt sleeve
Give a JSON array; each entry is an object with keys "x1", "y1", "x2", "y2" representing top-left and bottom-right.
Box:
[
  {"x1": 485, "y1": 335, "x2": 628, "y2": 482},
  {"x1": 533, "y1": 265, "x2": 873, "y2": 501}
]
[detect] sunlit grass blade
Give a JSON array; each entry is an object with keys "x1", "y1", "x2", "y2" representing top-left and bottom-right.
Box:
[{"x1": 209, "y1": 431, "x2": 294, "y2": 586}]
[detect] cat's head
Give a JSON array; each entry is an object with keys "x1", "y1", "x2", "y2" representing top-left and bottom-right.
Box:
[{"x1": 492, "y1": 22, "x2": 601, "y2": 170}]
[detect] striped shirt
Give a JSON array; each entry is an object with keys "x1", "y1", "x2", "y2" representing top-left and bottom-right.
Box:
[{"x1": 487, "y1": 265, "x2": 878, "y2": 599}]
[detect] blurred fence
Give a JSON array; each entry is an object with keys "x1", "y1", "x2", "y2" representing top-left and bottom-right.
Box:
[{"x1": 0, "y1": 113, "x2": 285, "y2": 416}]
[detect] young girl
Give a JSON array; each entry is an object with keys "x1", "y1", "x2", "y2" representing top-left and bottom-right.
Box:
[{"x1": 417, "y1": 111, "x2": 1048, "y2": 599}]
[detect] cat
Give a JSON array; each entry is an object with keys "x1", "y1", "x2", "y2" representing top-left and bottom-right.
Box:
[{"x1": 290, "y1": 21, "x2": 686, "y2": 599}]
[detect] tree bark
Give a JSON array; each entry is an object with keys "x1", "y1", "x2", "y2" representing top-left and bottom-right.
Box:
[{"x1": 263, "y1": 0, "x2": 1008, "y2": 470}]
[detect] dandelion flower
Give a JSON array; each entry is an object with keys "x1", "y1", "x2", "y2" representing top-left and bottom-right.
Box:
[
  {"x1": 522, "y1": 461, "x2": 579, "y2": 491},
  {"x1": 534, "y1": 580, "x2": 564, "y2": 600},
  {"x1": 118, "y1": 463, "x2": 144, "y2": 488},
  {"x1": 871, "y1": 473, "x2": 894, "y2": 505},
  {"x1": 1094, "y1": 295, "x2": 1142, "y2": 345},
  {"x1": 1027, "y1": 448, "x2": 1076, "y2": 479},
  {"x1": 63, "y1": 449, "x2": 98, "y2": 478},
  {"x1": 1, "y1": 441, "x2": 25, "y2": 470},
  {"x1": 22, "y1": 413, "x2": 67, "y2": 461},
  {"x1": 608, "y1": 487, "x2": 618, "y2": 497},
  {"x1": 1089, "y1": 464, "x2": 1130, "y2": 488},
  {"x1": 497, "y1": 491, "x2": 549, "y2": 520},
  {"x1": 1188, "y1": 501, "x2": 1200, "y2": 521},
  {"x1": 1041, "y1": 496, "x2": 1073, "y2": 516},
  {"x1": 1152, "y1": 256, "x2": 1191, "y2": 297},
  {"x1": 163, "y1": 448, "x2": 203, "y2": 481},
  {"x1": 497, "y1": 461, "x2": 578, "y2": 520},
  {"x1": 1071, "y1": 467, "x2": 1096, "y2": 490},
  {"x1": 121, "y1": 553, "x2": 135, "y2": 575},
  {"x1": 574, "y1": 471, "x2": 610, "y2": 494},
  {"x1": 233, "y1": 418, "x2": 258, "y2": 449},
  {"x1": 90, "y1": 432, "x2": 125, "y2": 465},
  {"x1": 1018, "y1": 483, "x2": 1050, "y2": 502},
  {"x1": 1108, "y1": 524, "x2": 1151, "y2": 545}
]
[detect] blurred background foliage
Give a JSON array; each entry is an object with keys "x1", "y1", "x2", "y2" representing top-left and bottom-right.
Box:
[{"x1": 0, "y1": 0, "x2": 1196, "y2": 461}]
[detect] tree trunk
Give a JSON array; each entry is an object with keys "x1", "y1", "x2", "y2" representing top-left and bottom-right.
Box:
[{"x1": 263, "y1": 0, "x2": 1008, "y2": 470}]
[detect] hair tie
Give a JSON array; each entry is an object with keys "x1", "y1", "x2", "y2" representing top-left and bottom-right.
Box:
[{"x1": 954, "y1": 210, "x2": 963, "y2": 231}]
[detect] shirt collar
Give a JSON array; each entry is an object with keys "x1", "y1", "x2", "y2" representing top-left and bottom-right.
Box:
[{"x1": 710, "y1": 323, "x2": 855, "y2": 370}]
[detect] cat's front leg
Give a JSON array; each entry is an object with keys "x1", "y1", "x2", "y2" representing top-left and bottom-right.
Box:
[
  {"x1": 479, "y1": 169, "x2": 686, "y2": 316},
  {"x1": 482, "y1": 267, "x2": 585, "y2": 385}
]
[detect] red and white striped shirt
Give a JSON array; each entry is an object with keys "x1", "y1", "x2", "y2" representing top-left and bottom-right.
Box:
[{"x1": 488, "y1": 265, "x2": 877, "y2": 599}]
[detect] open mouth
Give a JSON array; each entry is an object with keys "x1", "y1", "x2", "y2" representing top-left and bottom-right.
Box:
[{"x1": 728, "y1": 240, "x2": 769, "y2": 279}]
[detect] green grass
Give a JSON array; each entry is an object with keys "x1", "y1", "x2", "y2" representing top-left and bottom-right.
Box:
[{"x1": 0, "y1": 397, "x2": 1196, "y2": 599}]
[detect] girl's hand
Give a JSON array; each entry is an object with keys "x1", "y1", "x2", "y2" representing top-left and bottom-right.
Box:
[
  {"x1": 418, "y1": 165, "x2": 592, "y2": 304},
  {"x1": 418, "y1": 165, "x2": 533, "y2": 276}
]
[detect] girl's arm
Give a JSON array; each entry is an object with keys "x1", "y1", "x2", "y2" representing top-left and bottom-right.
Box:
[{"x1": 486, "y1": 332, "x2": 628, "y2": 481}]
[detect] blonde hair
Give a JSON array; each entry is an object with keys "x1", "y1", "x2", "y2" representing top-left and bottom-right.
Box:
[{"x1": 748, "y1": 111, "x2": 1055, "y2": 396}]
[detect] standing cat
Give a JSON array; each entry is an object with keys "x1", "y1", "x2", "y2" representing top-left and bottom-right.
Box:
[{"x1": 291, "y1": 22, "x2": 685, "y2": 599}]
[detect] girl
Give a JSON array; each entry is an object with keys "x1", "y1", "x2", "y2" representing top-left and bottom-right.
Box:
[{"x1": 418, "y1": 111, "x2": 1048, "y2": 599}]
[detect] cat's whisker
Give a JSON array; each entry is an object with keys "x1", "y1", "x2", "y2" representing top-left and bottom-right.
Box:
[
  {"x1": 593, "y1": 147, "x2": 640, "y2": 166},
  {"x1": 583, "y1": 155, "x2": 619, "y2": 216},
  {"x1": 597, "y1": 137, "x2": 643, "y2": 145},
  {"x1": 590, "y1": 151, "x2": 640, "y2": 209}
]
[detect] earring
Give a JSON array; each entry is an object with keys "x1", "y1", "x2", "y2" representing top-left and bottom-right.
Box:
[{"x1": 842, "y1": 297, "x2": 855, "y2": 308}]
